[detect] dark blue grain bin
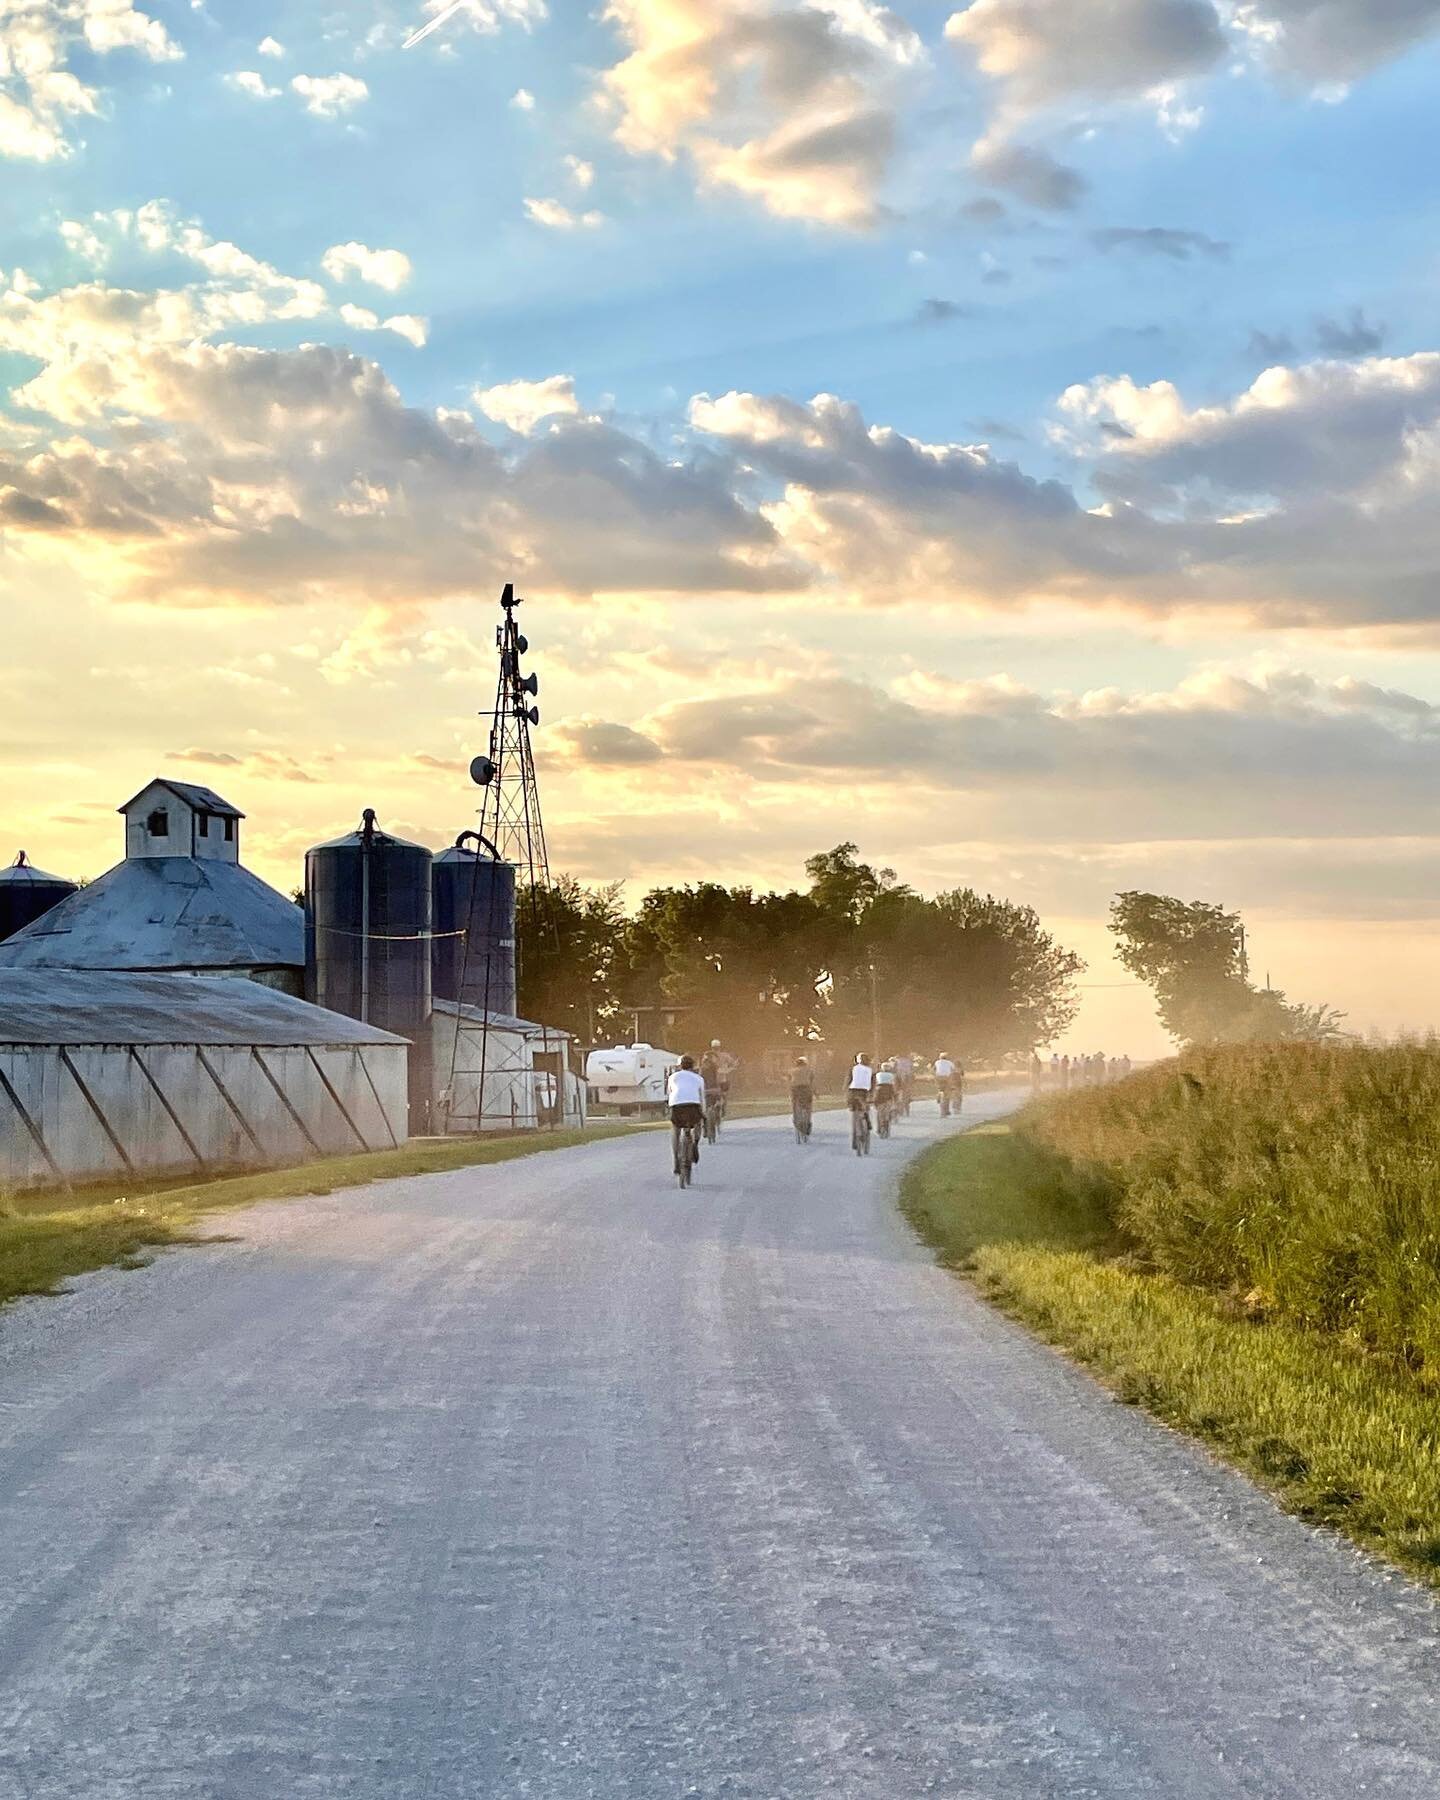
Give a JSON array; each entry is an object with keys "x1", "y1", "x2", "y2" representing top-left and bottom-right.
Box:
[
  {"x1": 306, "y1": 811, "x2": 433, "y2": 1129},
  {"x1": 431, "y1": 841, "x2": 519, "y2": 1017},
  {"x1": 0, "y1": 853, "x2": 78, "y2": 944}
]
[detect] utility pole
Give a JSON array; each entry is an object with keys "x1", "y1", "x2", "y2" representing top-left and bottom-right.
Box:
[{"x1": 868, "y1": 959, "x2": 881, "y2": 1056}]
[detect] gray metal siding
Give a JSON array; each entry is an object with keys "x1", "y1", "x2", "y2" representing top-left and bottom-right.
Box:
[{"x1": 0, "y1": 1043, "x2": 408, "y2": 1189}]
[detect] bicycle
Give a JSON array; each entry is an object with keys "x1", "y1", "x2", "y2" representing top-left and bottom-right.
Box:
[
  {"x1": 674, "y1": 1119, "x2": 701, "y2": 1189},
  {"x1": 876, "y1": 1095, "x2": 895, "y2": 1139},
  {"x1": 704, "y1": 1094, "x2": 722, "y2": 1145},
  {"x1": 937, "y1": 1083, "x2": 952, "y2": 1119},
  {"x1": 792, "y1": 1091, "x2": 813, "y2": 1144},
  {"x1": 850, "y1": 1100, "x2": 872, "y2": 1157}
]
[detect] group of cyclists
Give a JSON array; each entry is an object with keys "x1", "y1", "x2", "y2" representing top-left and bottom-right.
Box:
[{"x1": 665, "y1": 1042, "x2": 964, "y2": 1182}]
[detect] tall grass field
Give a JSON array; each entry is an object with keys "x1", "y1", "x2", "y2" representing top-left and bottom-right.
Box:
[{"x1": 905, "y1": 1044, "x2": 1440, "y2": 1582}]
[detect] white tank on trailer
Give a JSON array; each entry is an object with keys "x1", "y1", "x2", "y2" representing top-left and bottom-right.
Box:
[{"x1": 585, "y1": 1042, "x2": 680, "y2": 1113}]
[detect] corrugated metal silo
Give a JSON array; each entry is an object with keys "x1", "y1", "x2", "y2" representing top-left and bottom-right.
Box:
[
  {"x1": 0, "y1": 853, "x2": 79, "y2": 945},
  {"x1": 431, "y1": 839, "x2": 518, "y2": 1017},
  {"x1": 306, "y1": 810, "x2": 433, "y2": 1128}
]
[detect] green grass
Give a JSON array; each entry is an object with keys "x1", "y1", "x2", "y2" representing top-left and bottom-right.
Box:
[
  {"x1": 903, "y1": 1121, "x2": 1440, "y2": 1585},
  {"x1": 0, "y1": 1125, "x2": 644, "y2": 1311},
  {"x1": 1027, "y1": 1044, "x2": 1440, "y2": 1371}
]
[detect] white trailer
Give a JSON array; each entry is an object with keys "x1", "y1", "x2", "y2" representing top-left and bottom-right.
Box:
[{"x1": 585, "y1": 1043, "x2": 679, "y2": 1114}]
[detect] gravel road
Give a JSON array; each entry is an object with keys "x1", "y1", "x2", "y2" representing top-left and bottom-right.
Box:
[{"x1": 2, "y1": 1093, "x2": 1439, "y2": 1798}]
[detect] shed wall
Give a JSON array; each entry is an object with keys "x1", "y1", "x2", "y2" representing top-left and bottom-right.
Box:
[{"x1": 0, "y1": 1042, "x2": 407, "y2": 1189}]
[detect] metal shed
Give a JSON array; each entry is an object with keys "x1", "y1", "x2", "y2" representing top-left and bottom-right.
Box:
[
  {"x1": 432, "y1": 1001, "x2": 585, "y2": 1134},
  {"x1": 0, "y1": 972, "x2": 408, "y2": 1191}
]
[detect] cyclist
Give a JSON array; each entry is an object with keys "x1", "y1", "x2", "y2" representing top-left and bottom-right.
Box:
[
  {"x1": 710, "y1": 1040, "x2": 739, "y2": 1116},
  {"x1": 893, "y1": 1052, "x2": 915, "y2": 1115},
  {"x1": 875, "y1": 1058, "x2": 898, "y2": 1135},
  {"x1": 700, "y1": 1045, "x2": 725, "y2": 1140},
  {"x1": 789, "y1": 1055, "x2": 815, "y2": 1141},
  {"x1": 667, "y1": 1056, "x2": 706, "y2": 1178},
  {"x1": 847, "y1": 1052, "x2": 874, "y2": 1148},
  {"x1": 934, "y1": 1051, "x2": 957, "y2": 1117}
]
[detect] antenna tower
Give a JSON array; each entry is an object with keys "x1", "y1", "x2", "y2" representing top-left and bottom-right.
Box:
[{"x1": 442, "y1": 583, "x2": 567, "y2": 1133}]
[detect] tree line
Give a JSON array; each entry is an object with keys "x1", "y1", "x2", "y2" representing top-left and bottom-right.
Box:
[
  {"x1": 520, "y1": 843, "x2": 1084, "y2": 1064},
  {"x1": 517, "y1": 847, "x2": 1345, "y2": 1062}
]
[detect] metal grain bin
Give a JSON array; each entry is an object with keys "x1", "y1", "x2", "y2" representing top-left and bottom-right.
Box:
[
  {"x1": 0, "y1": 853, "x2": 78, "y2": 944},
  {"x1": 305, "y1": 810, "x2": 433, "y2": 1129},
  {"x1": 431, "y1": 840, "x2": 518, "y2": 1017}
]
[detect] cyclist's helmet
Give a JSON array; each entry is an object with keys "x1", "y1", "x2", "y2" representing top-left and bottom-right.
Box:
[
  {"x1": 883, "y1": 1059, "x2": 896, "y2": 1071},
  {"x1": 711, "y1": 1039, "x2": 722, "y2": 1048}
]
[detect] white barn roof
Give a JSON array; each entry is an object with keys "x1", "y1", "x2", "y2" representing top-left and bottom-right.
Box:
[
  {"x1": 0, "y1": 971, "x2": 405, "y2": 1047},
  {"x1": 0, "y1": 858, "x2": 304, "y2": 974}
]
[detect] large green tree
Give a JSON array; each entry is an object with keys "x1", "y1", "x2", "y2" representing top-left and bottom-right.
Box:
[
  {"x1": 1110, "y1": 890, "x2": 1347, "y2": 1047},
  {"x1": 517, "y1": 876, "x2": 627, "y2": 1042}
]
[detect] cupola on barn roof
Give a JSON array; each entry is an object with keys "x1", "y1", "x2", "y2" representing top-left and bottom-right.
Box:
[{"x1": 118, "y1": 779, "x2": 244, "y2": 819}]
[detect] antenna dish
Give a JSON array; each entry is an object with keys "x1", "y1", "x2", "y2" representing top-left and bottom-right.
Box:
[
  {"x1": 527, "y1": 706, "x2": 540, "y2": 727},
  {"x1": 470, "y1": 755, "x2": 496, "y2": 787},
  {"x1": 515, "y1": 634, "x2": 529, "y2": 654},
  {"x1": 519, "y1": 673, "x2": 539, "y2": 698}
]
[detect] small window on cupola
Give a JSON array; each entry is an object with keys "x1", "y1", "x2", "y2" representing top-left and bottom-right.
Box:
[
  {"x1": 147, "y1": 809, "x2": 169, "y2": 838},
  {"x1": 198, "y1": 813, "x2": 210, "y2": 838}
]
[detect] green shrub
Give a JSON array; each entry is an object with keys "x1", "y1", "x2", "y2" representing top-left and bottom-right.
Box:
[{"x1": 1024, "y1": 1044, "x2": 1440, "y2": 1372}]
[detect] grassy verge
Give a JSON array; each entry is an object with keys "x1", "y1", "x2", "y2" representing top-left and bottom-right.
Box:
[
  {"x1": 0, "y1": 1125, "x2": 644, "y2": 1311},
  {"x1": 903, "y1": 1124, "x2": 1440, "y2": 1584}
]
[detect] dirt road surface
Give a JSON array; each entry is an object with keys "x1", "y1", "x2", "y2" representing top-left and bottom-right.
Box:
[{"x1": 2, "y1": 1093, "x2": 1438, "y2": 1797}]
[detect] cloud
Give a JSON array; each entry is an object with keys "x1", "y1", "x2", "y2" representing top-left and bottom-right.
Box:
[
  {"x1": 381, "y1": 313, "x2": 428, "y2": 347},
  {"x1": 946, "y1": 0, "x2": 1226, "y2": 113},
  {"x1": 225, "y1": 70, "x2": 281, "y2": 100},
  {"x1": 914, "y1": 298, "x2": 977, "y2": 325},
  {"x1": 972, "y1": 140, "x2": 1087, "y2": 210},
  {"x1": 598, "y1": 0, "x2": 923, "y2": 227},
  {"x1": 474, "y1": 374, "x2": 582, "y2": 433},
  {"x1": 690, "y1": 367, "x2": 1440, "y2": 633},
  {"x1": 510, "y1": 87, "x2": 535, "y2": 109},
  {"x1": 0, "y1": 0, "x2": 181, "y2": 162},
  {"x1": 322, "y1": 241, "x2": 414, "y2": 291},
  {"x1": 1055, "y1": 356, "x2": 1440, "y2": 502},
  {"x1": 291, "y1": 73, "x2": 369, "y2": 117},
  {"x1": 1248, "y1": 327, "x2": 1297, "y2": 362},
  {"x1": 0, "y1": 330, "x2": 799, "y2": 608},
  {"x1": 524, "y1": 197, "x2": 604, "y2": 229},
  {"x1": 258, "y1": 36, "x2": 285, "y2": 57},
  {"x1": 1241, "y1": 0, "x2": 1440, "y2": 82},
  {"x1": 548, "y1": 664, "x2": 1440, "y2": 846},
  {"x1": 564, "y1": 153, "x2": 595, "y2": 189},
  {"x1": 550, "y1": 717, "x2": 665, "y2": 764},
  {"x1": 1315, "y1": 306, "x2": 1386, "y2": 356},
  {"x1": 1091, "y1": 226, "x2": 1230, "y2": 260}
]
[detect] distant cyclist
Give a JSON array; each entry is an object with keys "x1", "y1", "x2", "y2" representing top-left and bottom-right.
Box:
[
  {"x1": 667, "y1": 1056, "x2": 706, "y2": 1179},
  {"x1": 700, "y1": 1046, "x2": 725, "y2": 1140},
  {"x1": 893, "y1": 1052, "x2": 915, "y2": 1115},
  {"x1": 789, "y1": 1055, "x2": 814, "y2": 1142},
  {"x1": 934, "y1": 1052, "x2": 958, "y2": 1117},
  {"x1": 847, "y1": 1053, "x2": 875, "y2": 1154},
  {"x1": 709, "y1": 1040, "x2": 738, "y2": 1116},
  {"x1": 875, "y1": 1059, "x2": 898, "y2": 1136}
]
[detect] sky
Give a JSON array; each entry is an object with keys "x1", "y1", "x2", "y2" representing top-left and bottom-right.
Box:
[{"x1": 5, "y1": 0, "x2": 1440, "y2": 1057}]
